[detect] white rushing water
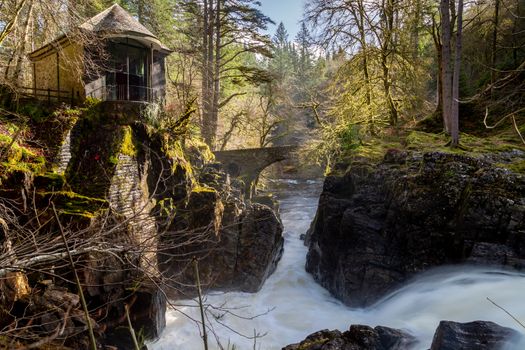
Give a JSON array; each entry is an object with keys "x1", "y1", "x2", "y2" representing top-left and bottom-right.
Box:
[{"x1": 150, "y1": 179, "x2": 525, "y2": 350}]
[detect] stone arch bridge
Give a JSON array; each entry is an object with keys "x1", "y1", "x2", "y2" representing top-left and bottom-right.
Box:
[{"x1": 213, "y1": 145, "x2": 299, "y2": 196}]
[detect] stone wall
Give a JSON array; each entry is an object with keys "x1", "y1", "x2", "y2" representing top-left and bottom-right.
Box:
[
  {"x1": 108, "y1": 153, "x2": 158, "y2": 276},
  {"x1": 33, "y1": 43, "x2": 84, "y2": 98}
]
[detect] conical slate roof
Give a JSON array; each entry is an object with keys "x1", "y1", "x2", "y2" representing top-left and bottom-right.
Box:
[
  {"x1": 80, "y1": 4, "x2": 156, "y2": 39},
  {"x1": 29, "y1": 3, "x2": 171, "y2": 60}
]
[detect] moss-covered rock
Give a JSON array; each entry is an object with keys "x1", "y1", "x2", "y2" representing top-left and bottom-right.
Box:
[
  {"x1": 33, "y1": 173, "x2": 66, "y2": 191},
  {"x1": 36, "y1": 191, "x2": 108, "y2": 218}
]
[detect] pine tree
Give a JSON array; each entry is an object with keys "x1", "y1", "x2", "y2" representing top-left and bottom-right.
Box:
[
  {"x1": 273, "y1": 22, "x2": 289, "y2": 49},
  {"x1": 296, "y1": 22, "x2": 313, "y2": 76}
]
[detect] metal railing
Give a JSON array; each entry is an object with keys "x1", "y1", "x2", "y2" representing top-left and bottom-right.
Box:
[
  {"x1": 16, "y1": 86, "x2": 79, "y2": 104},
  {"x1": 87, "y1": 84, "x2": 154, "y2": 102},
  {"x1": 86, "y1": 84, "x2": 162, "y2": 102}
]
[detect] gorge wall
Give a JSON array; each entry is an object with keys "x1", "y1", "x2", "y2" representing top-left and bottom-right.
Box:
[{"x1": 305, "y1": 149, "x2": 525, "y2": 307}]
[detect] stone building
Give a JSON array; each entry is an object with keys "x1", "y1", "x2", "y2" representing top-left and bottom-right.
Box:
[{"x1": 28, "y1": 4, "x2": 171, "y2": 103}]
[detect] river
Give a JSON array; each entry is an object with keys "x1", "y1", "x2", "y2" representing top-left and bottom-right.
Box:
[{"x1": 149, "y1": 179, "x2": 525, "y2": 350}]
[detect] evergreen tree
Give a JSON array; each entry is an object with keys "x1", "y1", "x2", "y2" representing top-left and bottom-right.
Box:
[
  {"x1": 270, "y1": 22, "x2": 293, "y2": 83},
  {"x1": 296, "y1": 22, "x2": 313, "y2": 77},
  {"x1": 179, "y1": 0, "x2": 273, "y2": 148},
  {"x1": 273, "y1": 22, "x2": 289, "y2": 49}
]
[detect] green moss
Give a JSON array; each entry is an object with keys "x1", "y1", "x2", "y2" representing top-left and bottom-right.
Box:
[
  {"x1": 157, "y1": 198, "x2": 176, "y2": 216},
  {"x1": 109, "y1": 155, "x2": 119, "y2": 165},
  {"x1": 337, "y1": 130, "x2": 525, "y2": 172},
  {"x1": 17, "y1": 102, "x2": 49, "y2": 122},
  {"x1": 406, "y1": 131, "x2": 446, "y2": 149},
  {"x1": 416, "y1": 111, "x2": 443, "y2": 133},
  {"x1": 497, "y1": 159, "x2": 525, "y2": 173},
  {"x1": 38, "y1": 191, "x2": 108, "y2": 218},
  {"x1": 352, "y1": 138, "x2": 402, "y2": 162},
  {"x1": 120, "y1": 126, "x2": 137, "y2": 156},
  {"x1": 0, "y1": 125, "x2": 47, "y2": 177},
  {"x1": 0, "y1": 133, "x2": 11, "y2": 143},
  {"x1": 191, "y1": 185, "x2": 217, "y2": 194},
  {"x1": 185, "y1": 137, "x2": 215, "y2": 163},
  {"x1": 405, "y1": 131, "x2": 525, "y2": 155},
  {"x1": 81, "y1": 97, "x2": 103, "y2": 122},
  {"x1": 1, "y1": 159, "x2": 46, "y2": 177},
  {"x1": 164, "y1": 139, "x2": 195, "y2": 184},
  {"x1": 34, "y1": 173, "x2": 66, "y2": 191}
]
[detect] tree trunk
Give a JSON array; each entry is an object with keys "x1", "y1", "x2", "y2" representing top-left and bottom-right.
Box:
[
  {"x1": 382, "y1": 0, "x2": 398, "y2": 126},
  {"x1": 432, "y1": 15, "x2": 444, "y2": 115},
  {"x1": 12, "y1": 0, "x2": 34, "y2": 86},
  {"x1": 357, "y1": 1, "x2": 371, "y2": 105},
  {"x1": 440, "y1": 0, "x2": 453, "y2": 133},
  {"x1": 512, "y1": 0, "x2": 519, "y2": 66},
  {"x1": 201, "y1": 0, "x2": 212, "y2": 146},
  {"x1": 138, "y1": 0, "x2": 144, "y2": 23},
  {"x1": 450, "y1": 0, "x2": 463, "y2": 147},
  {"x1": 0, "y1": 0, "x2": 27, "y2": 46},
  {"x1": 490, "y1": 0, "x2": 500, "y2": 90},
  {"x1": 411, "y1": 0, "x2": 422, "y2": 60},
  {"x1": 210, "y1": 0, "x2": 221, "y2": 151},
  {"x1": 206, "y1": 0, "x2": 215, "y2": 147}
]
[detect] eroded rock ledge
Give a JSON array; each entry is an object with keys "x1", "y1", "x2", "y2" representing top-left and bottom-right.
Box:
[{"x1": 306, "y1": 150, "x2": 525, "y2": 307}]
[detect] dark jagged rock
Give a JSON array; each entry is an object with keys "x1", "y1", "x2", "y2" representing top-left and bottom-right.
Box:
[
  {"x1": 159, "y1": 164, "x2": 284, "y2": 296},
  {"x1": 306, "y1": 151, "x2": 525, "y2": 307},
  {"x1": 234, "y1": 203, "x2": 284, "y2": 292},
  {"x1": 430, "y1": 321, "x2": 522, "y2": 350},
  {"x1": 282, "y1": 325, "x2": 416, "y2": 350}
]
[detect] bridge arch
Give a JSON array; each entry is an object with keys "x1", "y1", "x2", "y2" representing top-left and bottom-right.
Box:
[{"x1": 213, "y1": 145, "x2": 298, "y2": 197}]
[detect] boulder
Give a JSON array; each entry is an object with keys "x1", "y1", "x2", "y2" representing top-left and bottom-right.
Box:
[
  {"x1": 430, "y1": 321, "x2": 522, "y2": 350},
  {"x1": 283, "y1": 325, "x2": 416, "y2": 350},
  {"x1": 306, "y1": 151, "x2": 525, "y2": 306}
]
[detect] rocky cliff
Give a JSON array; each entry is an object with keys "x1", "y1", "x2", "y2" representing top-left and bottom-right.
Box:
[
  {"x1": 0, "y1": 100, "x2": 284, "y2": 349},
  {"x1": 306, "y1": 149, "x2": 525, "y2": 307}
]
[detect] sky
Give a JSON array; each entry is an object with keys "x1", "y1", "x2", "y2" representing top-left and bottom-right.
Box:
[{"x1": 259, "y1": 0, "x2": 305, "y2": 40}]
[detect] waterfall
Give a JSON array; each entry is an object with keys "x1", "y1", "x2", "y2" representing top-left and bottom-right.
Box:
[{"x1": 149, "y1": 179, "x2": 525, "y2": 350}]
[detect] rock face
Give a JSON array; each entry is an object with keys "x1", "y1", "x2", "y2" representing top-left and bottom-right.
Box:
[
  {"x1": 158, "y1": 164, "x2": 284, "y2": 296},
  {"x1": 306, "y1": 151, "x2": 525, "y2": 306},
  {"x1": 283, "y1": 325, "x2": 416, "y2": 350},
  {"x1": 0, "y1": 111, "x2": 284, "y2": 348},
  {"x1": 283, "y1": 321, "x2": 523, "y2": 350},
  {"x1": 430, "y1": 321, "x2": 521, "y2": 350},
  {"x1": 234, "y1": 203, "x2": 284, "y2": 291}
]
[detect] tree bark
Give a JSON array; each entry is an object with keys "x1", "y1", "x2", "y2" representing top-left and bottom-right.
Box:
[
  {"x1": 201, "y1": 0, "x2": 211, "y2": 145},
  {"x1": 206, "y1": 0, "x2": 215, "y2": 147},
  {"x1": 12, "y1": 0, "x2": 34, "y2": 86},
  {"x1": 432, "y1": 14, "x2": 444, "y2": 114},
  {"x1": 357, "y1": 1, "x2": 371, "y2": 105},
  {"x1": 411, "y1": 0, "x2": 422, "y2": 60},
  {"x1": 210, "y1": 0, "x2": 221, "y2": 151},
  {"x1": 490, "y1": 0, "x2": 500, "y2": 90},
  {"x1": 0, "y1": 0, "x2": 27, "y2": 46},
  {"x1": 440, "y1": 0, "x2": 453, "y2": 133},
  {"x1": 382, "y1": 0, "x2": 398, "y2": 126},
  {"x1": 450, "y1": 0, "x2": 463, "y2": 147}
]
